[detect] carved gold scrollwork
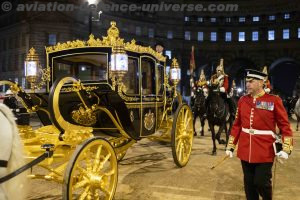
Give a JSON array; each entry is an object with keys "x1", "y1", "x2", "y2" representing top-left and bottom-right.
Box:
[
  {"x1": 61, "y1": 85, "x2": 99, "y2": 93},
  {"x1": 71, "y1": 106, "x2": 97, "y2": 126}
]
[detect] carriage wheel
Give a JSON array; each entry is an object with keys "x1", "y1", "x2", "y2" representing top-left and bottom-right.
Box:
[
  {"x1": 63, "y1": 137, "x2": 118, "y2": 200},
  {"x1": 171, "y1": 104, "x2": 194, "y2": 168}
]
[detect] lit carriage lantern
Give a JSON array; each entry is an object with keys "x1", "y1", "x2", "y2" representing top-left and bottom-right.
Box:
[
  {"x1": 170, "y1": 58, "x2": 181, "y2": 97},
  {"x1": 110, "y1": 47, "x2": 128, "y2": 74},
  {"x1": 24, "y1": 48, "x2": 40, "y2": 89},
  {"x1": 110, "y1": 44, "x2": 128, "y2": 90},
  {"x1": 24, "y1": 47, "x2": 50, "y2": 91}
]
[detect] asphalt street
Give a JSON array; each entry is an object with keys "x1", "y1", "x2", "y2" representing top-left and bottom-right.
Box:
[{"x1": 26, "y1": 118, "x2": 300, "y2": 200}]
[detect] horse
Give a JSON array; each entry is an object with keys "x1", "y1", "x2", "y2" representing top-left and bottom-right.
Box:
[
  {"x1": 0, "y1": 104, "x2": 28, "y2": 200},
  {"x1": 293, "y1": 97, "x2": 300, "y2": 131},
  {"x1": 206, "y1": 85, "x2": 233, "y2": 155},
  {"x1": 191, "y1": 87, "x2": 207, "y2": 136}
]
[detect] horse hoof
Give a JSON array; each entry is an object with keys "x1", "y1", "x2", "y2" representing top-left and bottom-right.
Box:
[
  {"x1": 219, "y1": 139, "x2": 226, "y2": 144},
  {"x1": 201, "y1": 133, "x2": 204, "y2": 136},
  {"x1": 212, "y1": 151, "x2": 217, "y2": 156},
  {"x1": 194, "y1": 132, "x2": 197, "y2": 136}
]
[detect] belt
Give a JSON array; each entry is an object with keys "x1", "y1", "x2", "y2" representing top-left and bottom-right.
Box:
[{"x1": 242, "y1": 127, "x2": 275, "y2": 138}]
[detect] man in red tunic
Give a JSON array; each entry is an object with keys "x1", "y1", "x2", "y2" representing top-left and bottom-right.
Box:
[{"x1": 226, "y1": 69, "x2": 293, "y2": 200}]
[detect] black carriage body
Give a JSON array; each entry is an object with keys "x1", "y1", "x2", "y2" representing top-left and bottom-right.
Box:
[{"x1": 45, "y1": 47, "x2": 166, "y2": 140}]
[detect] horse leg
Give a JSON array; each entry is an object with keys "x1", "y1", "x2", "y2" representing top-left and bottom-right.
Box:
[
  {"x1": 200, "y1": 117, "x2": 205, "y2": 136},
  {"x1": 224, "y1": 122, "x2": 229, "y2": 149},
  {"x1": 209, "y1": 123, "x2": 217, "y2": 155},
  {"x1": 193, "y1": 114, "x2": 197, "y2": 136},
  {"x1": 297, "y1": 117, "x2": 299, "y2": 131},
  {"x1": 208, "y1": 122, "x2": 217, "y2": 156},
  {"x1": 216, "y1": 123, "x2": 226, "y2": 145}
]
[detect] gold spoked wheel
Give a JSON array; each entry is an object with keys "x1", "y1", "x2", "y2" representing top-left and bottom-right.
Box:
[
  {"x1": 171, "y1": 104, "x2": 194, "y2": 168},
  {"x1": 63, "y1": 137, "x2": 118, "y2": 200}
]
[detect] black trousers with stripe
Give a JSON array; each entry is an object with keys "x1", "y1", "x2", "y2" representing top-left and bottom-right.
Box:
[{"x1": 241, "y1": 160, "x2": 273, "y2": 200}]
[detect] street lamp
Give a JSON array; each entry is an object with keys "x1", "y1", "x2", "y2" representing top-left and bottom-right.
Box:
[{"x1": 87, "y1": 0, "x2": 97, "y2": 36}]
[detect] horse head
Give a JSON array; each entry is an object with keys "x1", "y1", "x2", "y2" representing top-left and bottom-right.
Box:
[
  {"x1": 206, "y1": 84, "x2": 227, "y2": 121},
  {"x1": 192, "y1": 86, "x2": 206, "y2": 114}
]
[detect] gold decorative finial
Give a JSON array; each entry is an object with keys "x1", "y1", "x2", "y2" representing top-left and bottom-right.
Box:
[
  {"x1": 232, "y1": 80, "x2": 236, "y2": 88},
  {"x1": 171, "y1": 58, "x2": 179, "y2": 68},
  {"x1": 107, "y1": 21, "x2": 120, "y2": 39},
  {"x1": 26, "y1": 47, "x2": 38, "y2": 61}
]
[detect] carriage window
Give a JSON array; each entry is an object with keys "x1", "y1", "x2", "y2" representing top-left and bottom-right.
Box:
[
  {"x1": 53, "y1": 54, "x2": 107, "y2": 82},
  {"x1": 56, "y1": 63, "x2": 71, "y2": 77},
  {"x1": 141, "y1": 57, "x2": 155, "y2": 95},
  {"x1": 156, "y1": 63, "x2": 164, "y2": 95},
  {"x1": 122, "y1": 57, "x2": 139, "y2": 94}
]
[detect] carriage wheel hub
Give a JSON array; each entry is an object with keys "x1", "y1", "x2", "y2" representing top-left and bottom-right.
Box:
[{"x1": 88, "y1": 173, "x2": 105, "y2": 187}]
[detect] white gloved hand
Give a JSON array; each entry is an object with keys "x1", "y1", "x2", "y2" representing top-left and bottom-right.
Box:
[
  {"x1": 264, "y1": 88, "x2": 271, "y2": 93},
  {"x1": 276, "y1": 151, "x2": 289, "y2": 159},
  {"x1": 226, "y1": 150, "x2": 233, "y2": 158},
  {"x1": 220, "y1": 87, "x2": 225, "y2": 93}
]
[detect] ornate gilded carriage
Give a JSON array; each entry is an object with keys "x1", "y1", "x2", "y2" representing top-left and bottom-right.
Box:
[{"x1": 0, "y1": 22, "x2": 194, "y2": 199}]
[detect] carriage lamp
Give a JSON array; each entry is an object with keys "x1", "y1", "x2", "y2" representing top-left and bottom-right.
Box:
[
  {"x1": 170, "y1": 58, "x2": 181, "y2": 97},
  {"x1": 24, "y1": 48, "x2": 40, "y2": 90},
  {"x1": 24, "y1": 48, "x2": 50, "y2": 91},
  {"x1": 109, "y1": 45, "x2": 128, "y2": 90}
]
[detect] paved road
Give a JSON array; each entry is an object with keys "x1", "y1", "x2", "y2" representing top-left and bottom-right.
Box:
[{"x1": 26, "y1": 120, "x2": 300, "y2": 200}]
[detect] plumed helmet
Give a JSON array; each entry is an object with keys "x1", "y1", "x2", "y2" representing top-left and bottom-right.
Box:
[
  {"x1": 216, "y1": 58, "x2": 224, "y2": 73},
  {"x1": 232, "y1": 80, "x2": 236, "y2": 88},
  {"x1": 199, "y1": 69, "x2": 206, "y2": 81}
]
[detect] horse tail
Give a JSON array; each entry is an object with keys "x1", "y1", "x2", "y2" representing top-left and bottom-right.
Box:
[{"x1": 0, "y1": 104, "x2": 28, "y2": 200}]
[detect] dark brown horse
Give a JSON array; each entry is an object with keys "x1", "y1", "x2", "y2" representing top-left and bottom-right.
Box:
[
  {"x1": 206, "y1": 85, "x2": 235, "y2": 155},
  {"x1": 192, "y1": 87, "x2": 206, "y2": 136}
]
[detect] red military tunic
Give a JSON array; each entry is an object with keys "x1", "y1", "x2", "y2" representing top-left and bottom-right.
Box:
[{"x1": 229, "y1": 92, "x2": 293, "y2": 163}]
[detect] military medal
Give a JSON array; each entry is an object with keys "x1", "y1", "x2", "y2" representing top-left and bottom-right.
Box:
[{"x1": 256, "y1": 101, "x2": 274, "y2": 111}]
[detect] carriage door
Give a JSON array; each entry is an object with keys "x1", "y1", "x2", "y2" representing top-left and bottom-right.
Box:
[{"x1": 140, "y1": 56, "x2": 157, "y2": 136}]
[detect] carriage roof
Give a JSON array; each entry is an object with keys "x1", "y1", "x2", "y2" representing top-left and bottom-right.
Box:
[{"x1": 45, "y1": 21, "x2": 166, "y2": 62}]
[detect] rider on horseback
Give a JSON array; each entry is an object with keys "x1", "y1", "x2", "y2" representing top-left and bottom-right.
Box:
[
  {"x1": 210, "y1": 58, "x2": 236, "y2": 119},
  {"x1": 262, "y1": 66, "x2": 272, "y2": 94},
  {"x1": 196, "y1": 69, "x2": 208, "y2": 97}
]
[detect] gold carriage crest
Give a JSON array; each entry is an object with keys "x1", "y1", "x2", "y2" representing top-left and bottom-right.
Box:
[
  {"x1": 71, "y1": 106, "x2": 97, "y2": 126},
  {"x1": 144, "y1": 110, "x2": 155, "y2": 130}
]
